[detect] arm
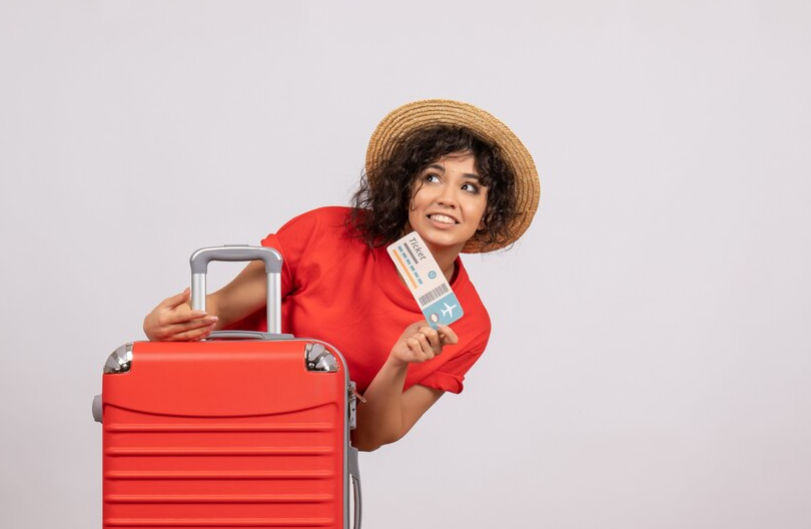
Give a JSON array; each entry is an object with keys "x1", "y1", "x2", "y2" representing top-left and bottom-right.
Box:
[
  {"x1": 206, "y1": 260, "x2": 268, "y2": 330},
  {"x1": 351, "y1": 322, "x2": 458, "y2": 452},
  {"x1": 143, "y1": 260, "x2": 269, "y2": 341}
]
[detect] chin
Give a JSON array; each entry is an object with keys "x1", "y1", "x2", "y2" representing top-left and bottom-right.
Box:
[{"x1": 420, "y1": 233, "x2": 467, "y2": 253}]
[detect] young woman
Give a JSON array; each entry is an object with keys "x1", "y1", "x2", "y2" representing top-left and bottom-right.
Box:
[{"x1": 143, "y1": 99, "x2": 540, "y2": 452}]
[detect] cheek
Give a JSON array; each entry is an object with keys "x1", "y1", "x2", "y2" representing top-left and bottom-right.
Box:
[
  {"x1": 408, "y1": 185, "x2": 424, "y2": 208},
  {"x1": 408, "y1": 190, "x2": 423, "y2": 212},
  {"x1": 473, "y1": 195, "x2": 489, "y2": 230},
  {"x1": 410, "y1": 185, "x2": 438, "y2": 213}
]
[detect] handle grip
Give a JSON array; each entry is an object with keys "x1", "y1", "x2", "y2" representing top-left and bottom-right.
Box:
[
  {"x1": 189, "y1": 246, "x2": 283, "y2": 334},
  {"x1": 207, "y1": 330, "x2": 293, "y2": 341},
  {"x1": 348, "y1": 447, "x2": 362, "y2": 529}
]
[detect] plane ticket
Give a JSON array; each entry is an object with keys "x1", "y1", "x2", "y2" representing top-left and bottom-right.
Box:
[{"x1": 387, "y1": 231, "x2": 464, "y2": 329}]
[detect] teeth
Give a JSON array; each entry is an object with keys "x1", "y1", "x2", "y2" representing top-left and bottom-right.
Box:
[{"x1": 429, "y1": 214, "x2": 457, "y2": 225}]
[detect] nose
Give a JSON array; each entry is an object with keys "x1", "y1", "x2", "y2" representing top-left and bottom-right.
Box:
[{"x1": 435, "y1": 182, "x2": 458, "y2": 208}]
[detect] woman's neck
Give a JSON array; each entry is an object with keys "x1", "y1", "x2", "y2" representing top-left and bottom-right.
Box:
[{"x1": 425, "y1": 242, "x2": 462, "y2": 283}]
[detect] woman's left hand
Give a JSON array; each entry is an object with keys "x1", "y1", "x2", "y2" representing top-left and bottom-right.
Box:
[{"x1": 389, "y1": 321, "x2": 459, "y2": 365}]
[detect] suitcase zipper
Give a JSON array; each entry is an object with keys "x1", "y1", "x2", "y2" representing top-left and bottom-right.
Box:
[{"x1": 348, "y1": 382, "x2": 366, "y2": 430}]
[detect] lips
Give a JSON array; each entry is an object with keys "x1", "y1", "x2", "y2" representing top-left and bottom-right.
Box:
[{"x1": 427, "y1": 213, "x2": 459, "y2": 225}]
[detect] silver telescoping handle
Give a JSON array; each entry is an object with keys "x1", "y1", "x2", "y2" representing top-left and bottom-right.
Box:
[
  {"x1": 189, "y1": 245, "x2": 283, "y2": 334},
  {"x1": 349, "y1": 446, "x2": 362, "y2": 529}
]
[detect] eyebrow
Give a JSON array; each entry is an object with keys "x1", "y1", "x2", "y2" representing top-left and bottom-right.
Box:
[{"x1": 425, "y1": 164, "x2": 482, "y2": 181}]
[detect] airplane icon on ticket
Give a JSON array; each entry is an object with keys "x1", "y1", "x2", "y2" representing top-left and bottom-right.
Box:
[
  {"x1": 441, "y1": 302, "x2": 458, "y2": 319},
  {"x1": 418, "y1": 293, "x2": 464, "y2": 329}
]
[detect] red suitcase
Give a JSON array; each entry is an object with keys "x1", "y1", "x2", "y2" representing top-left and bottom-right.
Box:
[{"x1": 93, "y1": 246, "x2": 362, "y2": 529}]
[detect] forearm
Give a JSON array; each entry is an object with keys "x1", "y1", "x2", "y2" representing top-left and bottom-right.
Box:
[
  {"x1": 352, "y1": 356, "x2": 409, "y2": 451},
  {"x1": 207, "y1": 261, "x2": 268, "y2": 330},
  {"x1": 351, "y1": 322, "x2": 453, "y2": 451}
]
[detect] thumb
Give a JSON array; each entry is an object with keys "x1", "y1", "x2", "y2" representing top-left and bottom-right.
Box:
[
  {"x1": 162, "y1": 287, "x2": 191, "y2": 309},
  {"x1": 437, "y1": 325, "x2": 459, "y2": 345}
]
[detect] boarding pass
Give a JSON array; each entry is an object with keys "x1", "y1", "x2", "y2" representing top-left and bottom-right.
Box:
[{"x1": 387, "y1": 231, "x2": 464, "y2": 329}]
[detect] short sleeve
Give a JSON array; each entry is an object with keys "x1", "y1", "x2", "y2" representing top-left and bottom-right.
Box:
[
  {"x1": 229, "y1": 209, "x2": 332, "y2": 332},
  {"x1": 260, "y1": 208, "x2": 331, "y2": 297},
  {"x1": 417, "y1": 328, "x2": 490, "y2": 394}
]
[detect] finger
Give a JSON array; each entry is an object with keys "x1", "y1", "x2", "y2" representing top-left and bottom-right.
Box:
[
  {"x1": 189, "y1": 328, "x2": 215, "y2": 342},
  {"x1": 168, "y1": 322, "x2": 217, "y2": 342},
  {"x1": 161, "y1": 287, "x2": 191, "y2": 309},
  {"x1": 162, "y1": 310, "x2": 215, "y2": 326},
  {"x1": 413, "y1": 333, "x2": 435, "y2": 359},
  {"x1": 160, "y1": 317, "x2": 218, "y2": 338},
  {"x1": 161, "y1": 288, "x2": 191, "y2": 309},
  {"x1": 406, "y1": 338, "x2": 426, "y2": 361},
  {"x1": 437, "y1": 325, "x2": 459, "y2": 345},
  {"x1": 418, "y1": 326, "x2": 441, "y2": 350}
]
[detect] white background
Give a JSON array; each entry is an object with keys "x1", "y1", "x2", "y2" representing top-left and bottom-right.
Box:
[{"x1": 1, "y1": 1, "x2": 810, "y2": 528}]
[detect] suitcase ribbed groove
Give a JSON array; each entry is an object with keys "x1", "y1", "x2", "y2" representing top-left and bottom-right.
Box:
[
  {"x1": 106, "y1": 494, "x2": 334, "y2": 504},
  {"x1": 106, "y1": 423, "x2": 335, "y2": 433},
  {"x1": 104, "y1": 517, "x2": 334, "y2": 527},
  {"x1": 106, "y1": 447, "x2": 334, "y2": 456},
  {"x1": 105, "y1": 470, "x2": 334, "y2": 480}
]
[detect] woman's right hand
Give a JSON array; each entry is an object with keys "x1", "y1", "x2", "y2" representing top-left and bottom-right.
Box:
[
  {"x1": 389, "y1": 321, "x2": 459, "y2": 366},
  {"x1": 143, "y1": 288, "x2": 219, "y2": 342}
]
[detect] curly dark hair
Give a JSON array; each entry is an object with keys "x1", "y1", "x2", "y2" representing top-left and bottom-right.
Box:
[{"x1": 349, "y1": 125, "x2": 517, "y2": 251}]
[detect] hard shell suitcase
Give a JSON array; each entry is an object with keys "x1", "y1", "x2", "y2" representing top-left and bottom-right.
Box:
[{"x1": 93, "y1": 246, "x2": 362, "y2": 529}]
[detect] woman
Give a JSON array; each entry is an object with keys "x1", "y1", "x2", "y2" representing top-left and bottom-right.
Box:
[{"x1": 143, "y1": 99, "x2": 540, "y2": 451}]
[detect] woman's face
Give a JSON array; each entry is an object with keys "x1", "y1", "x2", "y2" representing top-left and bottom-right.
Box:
[{"x1": 407, "y1": 151, "x2": 489, "y2": 255}]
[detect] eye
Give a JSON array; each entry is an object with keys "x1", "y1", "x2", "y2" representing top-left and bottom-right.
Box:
[
  {"x1": 424, "y1": 173, "x2": 441, "y2": 183},
  {"x1": 461, "y1": 182, "x2": 480, "y2": 194}
]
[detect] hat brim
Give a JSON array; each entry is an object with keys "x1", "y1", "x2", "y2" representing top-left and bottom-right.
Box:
[{"x1": 366, "y1": 99, "x2": 540, "y2": 253}]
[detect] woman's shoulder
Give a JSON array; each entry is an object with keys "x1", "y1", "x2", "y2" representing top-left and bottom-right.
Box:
[
  {"x1": 271, "y1": 206, "x2": 371, "y2": 259},
  {"x1": 285, "y1": 205, "x2": 351, "y2": 223},
  {"x1": 276, "y1": 206, "x2": 353, "y2": 235}
]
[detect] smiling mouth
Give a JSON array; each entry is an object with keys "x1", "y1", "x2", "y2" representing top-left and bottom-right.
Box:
[{"x1": 428, "y1": 213, "x2": 459, "y2": 225}]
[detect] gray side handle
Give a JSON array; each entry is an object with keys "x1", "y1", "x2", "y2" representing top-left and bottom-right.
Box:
[
  {"x1": 349, "y1": 447, "x2": 362, "y2": 529},
  {"x1": 92, "y1": 394, "x2": 102, "y2": 423},
  {"x1": 208, "y1": 330, "x2": 294, "y2": 341},
  {"x1": 189, "y1": 246, "x2": 283, "y2": 334}
]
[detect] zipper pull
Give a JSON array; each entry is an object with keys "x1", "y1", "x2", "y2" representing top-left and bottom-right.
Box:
[{"x1": 351, "y1": 385, "x2": 367, "y2": 403}]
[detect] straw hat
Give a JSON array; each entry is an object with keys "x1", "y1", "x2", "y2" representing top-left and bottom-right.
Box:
[{"x1": 366, "y1": 99, "x2": 540, "y2": 253}]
